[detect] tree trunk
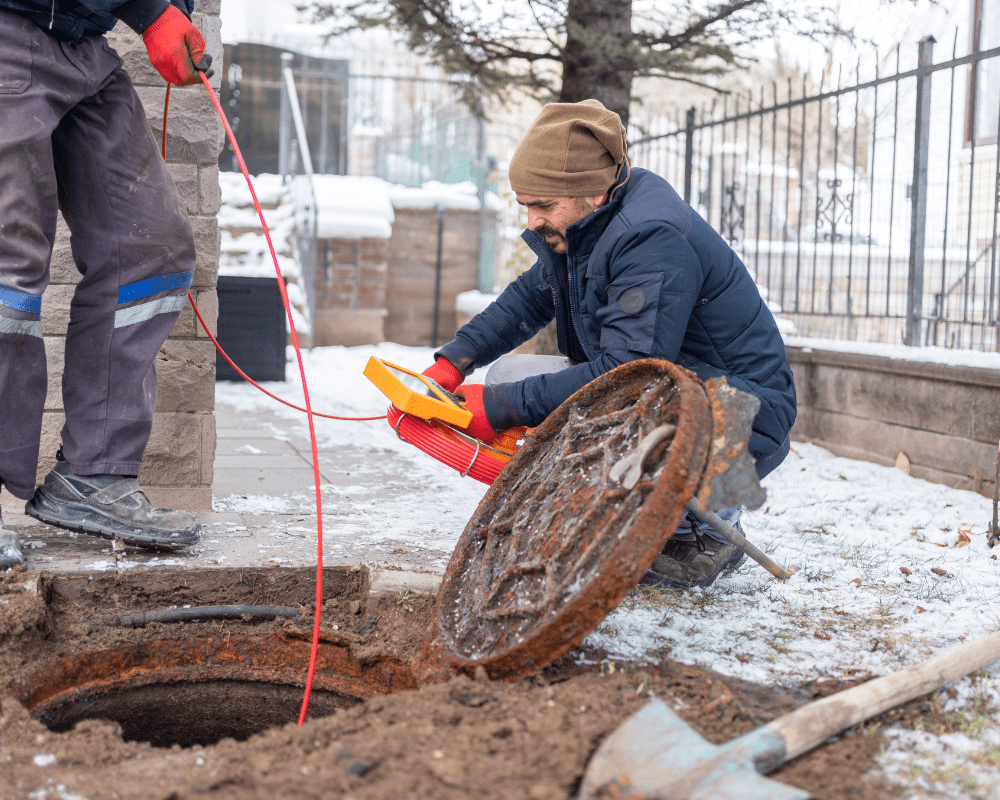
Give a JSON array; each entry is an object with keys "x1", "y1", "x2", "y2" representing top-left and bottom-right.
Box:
[{"x1": 559, "y1": 0, "x2": 634, "y2": 127}]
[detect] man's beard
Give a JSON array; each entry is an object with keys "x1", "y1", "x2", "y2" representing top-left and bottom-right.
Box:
[{"x1": 538, "y1": 224, "x2": 565, "y2": 246}]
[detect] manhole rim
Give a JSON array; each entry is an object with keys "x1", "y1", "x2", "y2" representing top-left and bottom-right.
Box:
[{"x1": 14, "y1": 631, "x2": 417, "y2": 722}]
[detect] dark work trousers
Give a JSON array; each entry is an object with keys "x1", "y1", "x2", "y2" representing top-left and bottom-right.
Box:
[{"x1": 0, "y1": 12, "x2": 196, "y2": 499}]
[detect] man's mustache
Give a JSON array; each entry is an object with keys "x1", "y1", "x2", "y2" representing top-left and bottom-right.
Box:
[{"x1": 536, "y1": 225, "x2": 564, "y2": 241}]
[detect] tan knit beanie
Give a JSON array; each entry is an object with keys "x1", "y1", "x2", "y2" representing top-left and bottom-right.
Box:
[{"x1": 508, "y1": 99, "x2": 627, "y2": 197}]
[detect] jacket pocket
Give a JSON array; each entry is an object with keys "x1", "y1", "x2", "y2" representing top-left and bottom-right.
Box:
[
  {"x1": 594, "y1": 272, "x2": 664, "y2": 354},
  {"x1": 0, "y1": 17, "x2": 33, "y2": 94}
]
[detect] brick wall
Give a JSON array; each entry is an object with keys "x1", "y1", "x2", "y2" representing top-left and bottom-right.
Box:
[
  {"x1": 312, "y1": 237, "x2": 390, "y2": 347},
  {"x1": 13, "y1": 13, "x2": 224, "y2": 512}
]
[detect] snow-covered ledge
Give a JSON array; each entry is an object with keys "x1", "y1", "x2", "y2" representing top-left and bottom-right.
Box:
[{"x1": 785, "y1": 338, "x2": 1000, "y2": 498}]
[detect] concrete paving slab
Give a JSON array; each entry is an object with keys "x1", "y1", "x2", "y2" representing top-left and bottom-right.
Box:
[{"x1": 1, "y1": 398, "x2": 450, "y2": 597}]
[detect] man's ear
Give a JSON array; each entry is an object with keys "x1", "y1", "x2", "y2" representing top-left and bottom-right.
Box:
[{"x1": 589, "y1": 194, "x2": 607, "y2": 210}]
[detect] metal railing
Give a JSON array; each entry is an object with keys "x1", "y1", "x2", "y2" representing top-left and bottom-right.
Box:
[
  {"x1": 279, "y1": 52, "x2": 319, "y2": 347},
  {"x1": 630, "y1": 35, "x2": 1000, "y2": 351}
]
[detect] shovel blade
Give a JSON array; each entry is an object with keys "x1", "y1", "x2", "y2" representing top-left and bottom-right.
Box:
[{"x1": 579, "y1": 699, "x2": 811, "y2": 800}]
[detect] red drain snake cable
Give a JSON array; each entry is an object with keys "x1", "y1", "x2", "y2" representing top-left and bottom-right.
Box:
[
  {"x1": 161, "y1": 74, "x2": 358, "y2": 725},
  {"x1": 387, "y1": 405, "x2": 518, "y2": 485},
  {"x1": 163, "y1": 71, "x2": 526, "y2": 719}
]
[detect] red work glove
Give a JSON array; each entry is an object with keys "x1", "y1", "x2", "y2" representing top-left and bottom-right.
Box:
[
  {"x1": 142, "y1": 5, "x2": 210, "y2": 87},
  {"x1": 421, "y1": 357, "x2": 463, "y2": 393},
  {"x1": 455, "y1": 384, "x2": 501, "y2": 446}
]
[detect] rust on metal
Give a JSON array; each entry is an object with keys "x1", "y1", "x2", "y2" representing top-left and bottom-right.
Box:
[
  {"x1": 693, "y1": 378, "x2": 767, "y2": 515},
  {"x1": 15, "y1": 632, "x2": 417, "y2": 720},
  {"x1": 414, "y1": 359, "x2": 714, "y2": 685}
]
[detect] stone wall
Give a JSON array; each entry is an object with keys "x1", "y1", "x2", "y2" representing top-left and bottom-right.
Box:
[
  {"x1": 10, "y1": 14, "x2": 223, "y2": 512},
  {"x1": 787, "y1": 346, "x2": 1000, "y2": 499}
]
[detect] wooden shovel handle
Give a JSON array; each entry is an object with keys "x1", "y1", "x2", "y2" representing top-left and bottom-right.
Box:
[{"x1": 769, "y1": 630, "x2": 1000, "y2": 761}]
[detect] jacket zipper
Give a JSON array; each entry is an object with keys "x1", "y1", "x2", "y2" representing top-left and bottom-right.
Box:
[
  {"x1": 565, "y1": 248, "x2": 596, "y2": 362},
  {"x1": 529, "y1": 231, "x2": 595, "y2": 362}
]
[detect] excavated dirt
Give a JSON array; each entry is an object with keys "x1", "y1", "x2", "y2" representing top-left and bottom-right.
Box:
[{"x1": 0, "y1": 565, "x2": 941, "y2": 799}]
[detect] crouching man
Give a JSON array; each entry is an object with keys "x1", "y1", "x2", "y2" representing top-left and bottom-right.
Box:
[{"x1": 422, "y1": 99, "x2": 796, "y2": 589}]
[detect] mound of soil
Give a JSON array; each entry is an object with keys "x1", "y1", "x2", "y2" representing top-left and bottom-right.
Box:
[{"x1": 0, "y1": 566, "x2": 930, "y2": 799}]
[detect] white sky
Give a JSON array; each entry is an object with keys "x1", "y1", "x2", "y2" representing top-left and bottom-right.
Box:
[{"x1": 219, "y1": 0, "x2": 972, "y2": 74}]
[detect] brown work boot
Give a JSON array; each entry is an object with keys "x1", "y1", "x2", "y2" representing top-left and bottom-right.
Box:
[
  {"x1": 0, "y1": 509, "x2": 24, "y2": 570},
  {"x1": 640, "y1": 514, "x2": 747, "y2": 590}
]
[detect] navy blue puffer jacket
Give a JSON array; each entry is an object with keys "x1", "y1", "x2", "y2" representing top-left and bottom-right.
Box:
[
  {"x1": 1, "y1": 0, "x2": 190, "y2": 42},
  {"x1": 437, "y1": 167, "x2": 796, "y2": 460}
]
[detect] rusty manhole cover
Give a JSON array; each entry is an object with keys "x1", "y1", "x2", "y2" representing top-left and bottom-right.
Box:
[{"x1": 415, "y1": 359, "x2": 720, "y2": 683}]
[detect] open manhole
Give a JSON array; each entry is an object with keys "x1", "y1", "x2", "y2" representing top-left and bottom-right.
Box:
[
  {"x1": 16, "y1": 632, "x2": 416, "y2": 748},
  {"x1": 10, "y1": 361, "x2": 764, "y2": 750}
]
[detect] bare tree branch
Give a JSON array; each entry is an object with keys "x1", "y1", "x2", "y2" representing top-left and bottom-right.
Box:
[{"x1": 305, "y1": 0, "x2": 861, "y2": 122}]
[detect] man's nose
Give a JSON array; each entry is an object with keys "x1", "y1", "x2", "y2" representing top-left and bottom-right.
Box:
[{"x1": 526, "y1": 210, "x2": 544, "y2": 230}]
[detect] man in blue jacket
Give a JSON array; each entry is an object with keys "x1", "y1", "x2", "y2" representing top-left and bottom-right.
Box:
[
  {"x1": 422, "y1": 100, "x2": 797, "y2": 590},
  {"x1": 0, "y1": 0, "x2": 212, "y2": 568}
]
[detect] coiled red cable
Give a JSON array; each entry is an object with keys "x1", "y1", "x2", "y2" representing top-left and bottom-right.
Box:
[{"x1": 386, "y1": 404, "x2": 510, "y2": 485}]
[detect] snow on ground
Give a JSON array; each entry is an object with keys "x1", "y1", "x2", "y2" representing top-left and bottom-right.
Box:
[
  {"x1": 215, "y1": 342, "x2": 490, "y2": 567},
  {"x1": 587, "y1": 442, "x2": 998, "y2": 682},
  {"x1": 215, "y1": 342, "x2": 1000, "y2": 796}
]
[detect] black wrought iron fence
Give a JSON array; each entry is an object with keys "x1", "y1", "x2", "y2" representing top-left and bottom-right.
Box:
[
  {"x1": 348, "y1": 72, "x2": 482, "y2": 188},
  {"x1": 629, "y1": 35, "x2": 1000, "y2": 352}
]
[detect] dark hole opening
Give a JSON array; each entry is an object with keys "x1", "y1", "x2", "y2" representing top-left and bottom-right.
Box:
[{"x1": 36, "y1": 680, "x2": 362, "y2": 748}]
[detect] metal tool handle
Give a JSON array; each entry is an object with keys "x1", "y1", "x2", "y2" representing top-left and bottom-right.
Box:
[
  {"x1": 687, "y1": 500, "x2": 797, "y2": 581},
  {"x1": 769, "y1": 629, "x2": 1000, "y2": 761}
]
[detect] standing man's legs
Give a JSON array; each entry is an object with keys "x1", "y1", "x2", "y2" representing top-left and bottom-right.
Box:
[
  {"x1": 0, "y1": 17, "x2": 199, "y2": 555},
  {"x1": 25, "y1": 58, "x2": 201, "y2": 551},
  {"x1": 0, "y1": 13, "x2": 77, "y2": 567},
  {"x1": 53, "y1": 66, "x2": 195, "y2": 477}
]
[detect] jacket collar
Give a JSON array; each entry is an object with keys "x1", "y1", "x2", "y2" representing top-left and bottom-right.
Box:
[{"x1": 521, "y1": 178, "x2": 630, "y2": 264}]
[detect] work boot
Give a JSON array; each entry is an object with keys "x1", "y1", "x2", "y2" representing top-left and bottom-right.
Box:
[
  {"x1": 0, "y1": 509, "x2": 24, "y2": 570},
  {"x1": 25, "y1": 460, "x2": 201, "y2": 551},
  {"x1": 640, "y1": 511, "x2": 747, "y2": 590}
]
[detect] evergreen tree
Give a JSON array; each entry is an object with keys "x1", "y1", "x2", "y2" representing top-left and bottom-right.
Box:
[{"x1": 308, "y1": 0, "x2": 845, "y2": 125}]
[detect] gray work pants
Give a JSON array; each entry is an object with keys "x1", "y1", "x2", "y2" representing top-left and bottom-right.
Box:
[{"x1": 0, "y1": 12, "x2": 195, "y2": 499}]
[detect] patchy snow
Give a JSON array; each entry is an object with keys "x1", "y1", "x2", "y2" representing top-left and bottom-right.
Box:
[
  {"x1": 214, "y1": 341, "x2": 1000, "y2": 796},
  {"x1": 585, "y1": 441, "x2": 998, "y2": 681},
  {"x1": 785, "y1": 336, "x2": 1000, "y2": 370},
  {"x1": 879, "y1": 725, "x2": 1000, "y2": 799}
]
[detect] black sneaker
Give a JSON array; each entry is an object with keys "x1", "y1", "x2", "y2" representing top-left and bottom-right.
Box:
[
  {"x1": 25, "y1": 460, "x2": 201, "y2": 551},
  {"x1": 0, "y1": 509, "x2": 24, "y2": 569},
  {"x1": 640, "y1": 513, "x2": 747, "y2": 590}
]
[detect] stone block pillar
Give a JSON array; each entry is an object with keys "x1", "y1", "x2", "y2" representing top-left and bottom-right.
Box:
[{"x1": 4, "y1": 10, "x2": 224, "y2": 513}]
